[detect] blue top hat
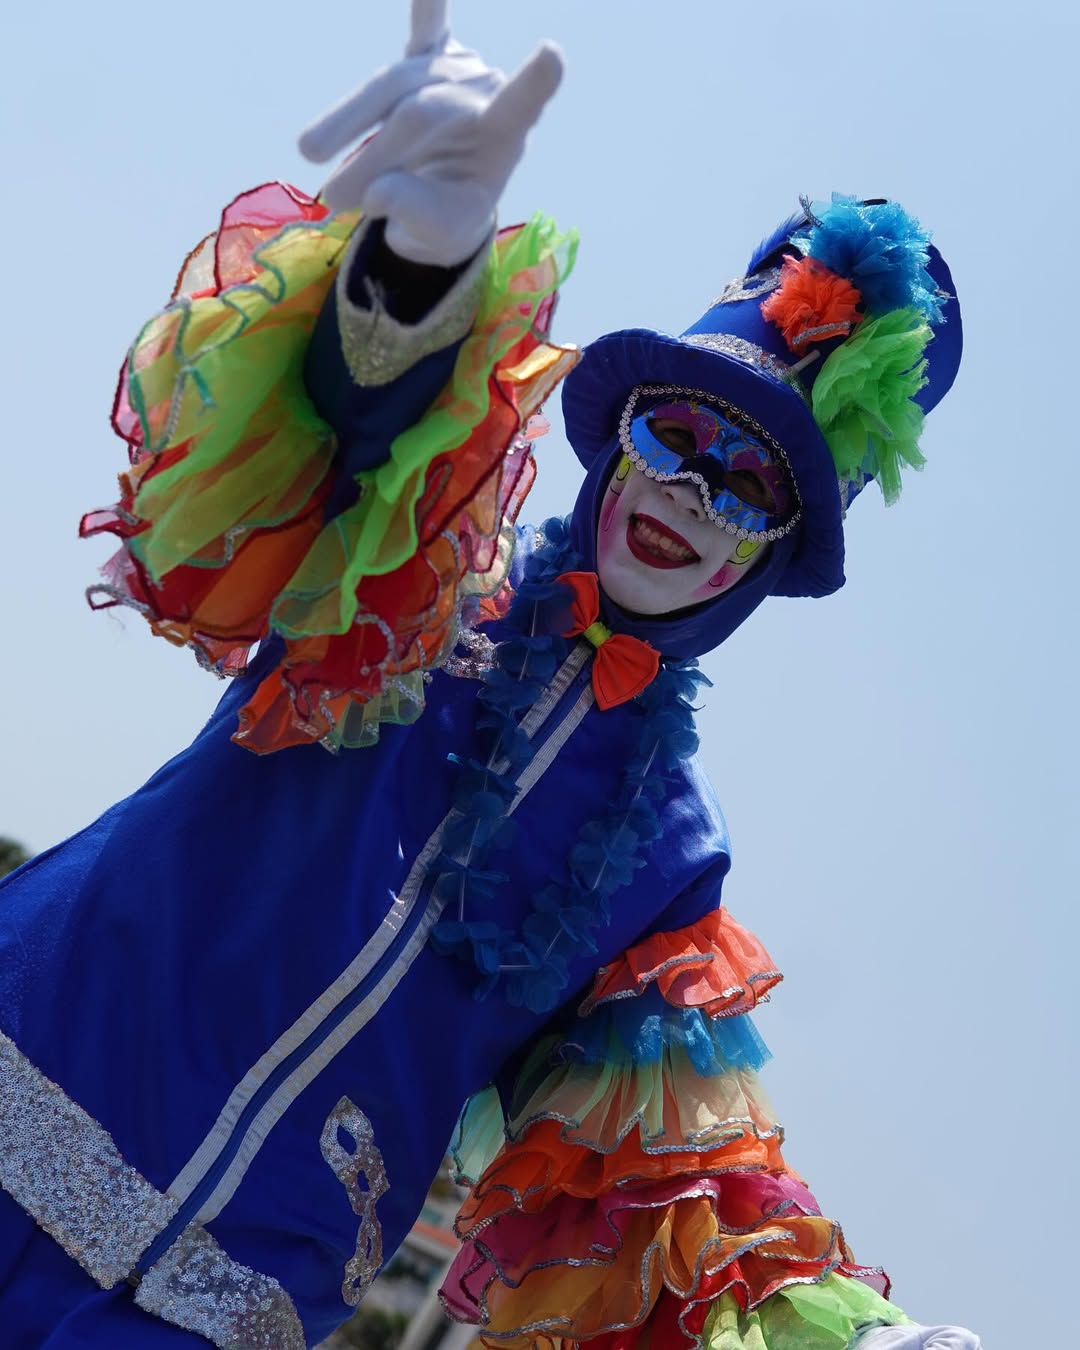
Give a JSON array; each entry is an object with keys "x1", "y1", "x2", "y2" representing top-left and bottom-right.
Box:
[{"x1": 562, "y1": 195, "x2": 963, "y2": 599}]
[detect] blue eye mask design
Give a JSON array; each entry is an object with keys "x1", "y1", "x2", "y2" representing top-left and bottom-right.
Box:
[{"x1": 618, "y1": 387, "x2": 801, "y2": 540}]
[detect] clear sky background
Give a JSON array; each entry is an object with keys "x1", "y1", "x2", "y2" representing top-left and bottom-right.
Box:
[{"x1": 2, "y1": 2, "x2": 1077, "y2": 1344}]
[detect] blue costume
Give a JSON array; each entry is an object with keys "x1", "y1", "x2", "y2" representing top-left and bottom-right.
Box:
[{"x1": 0, "y1": 189, "x2": 962, "y2": 1349}]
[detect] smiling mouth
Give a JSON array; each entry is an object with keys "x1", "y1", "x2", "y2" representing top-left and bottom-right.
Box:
[{"x1": 625, "y1": 514, "x2": 701, "y2": 569}]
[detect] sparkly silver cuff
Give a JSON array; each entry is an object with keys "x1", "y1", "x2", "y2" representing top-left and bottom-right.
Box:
[{"x1": 335, "y1": 220, "x2": 494, "y2": 387}]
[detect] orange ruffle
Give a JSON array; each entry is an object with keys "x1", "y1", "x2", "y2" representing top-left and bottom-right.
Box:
[
  {"x1": 760, "y1": 254, "x2": 863, "y2": 350},
  {"x1": 580, "y1": 907, "x2": 782, "y2": 1017},
  {"x1": 444, "y1": 1176, "x2": 854, "y2": 1348},
  {"x1": 455, "y1": 1115, "x2": 788, "y2": 1236}
]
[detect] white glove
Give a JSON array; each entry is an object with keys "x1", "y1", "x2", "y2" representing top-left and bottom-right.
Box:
[
  {"x1": 855, "y1": 1324, "x2": 983, "y2": 1350},
  {"x1": 298, "y1": 0, "x2": 563, "y2": 267}
]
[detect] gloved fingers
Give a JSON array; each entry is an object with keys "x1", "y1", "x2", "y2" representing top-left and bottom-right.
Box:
[
  {"x1": 298, "y1": 58, "x2": 441, "y2": 163},
  {"x1": 405, "y1": 0, "x2": 450, "y2": 57},
  {"x1": 316, "y1": 93, "x2": 454, "y2": 209},
  {"x1": 481, "y1": 41, "x2": 564, "y2": 140},
  {"x1": 317, "y1": 65, "x2": 506, "y2": 210},
  {"x1": 298, "y1": 47, "x2": 492, "y2": 163}
]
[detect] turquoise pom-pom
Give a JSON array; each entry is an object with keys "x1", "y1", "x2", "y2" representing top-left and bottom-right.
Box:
[{"x1": 800, "y1": 194, "x2": 943, "y2": 325}]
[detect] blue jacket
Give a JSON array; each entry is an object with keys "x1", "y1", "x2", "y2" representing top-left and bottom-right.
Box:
[{"x1": 0, "y1": 234, "x2": 738, "y2": 1349}]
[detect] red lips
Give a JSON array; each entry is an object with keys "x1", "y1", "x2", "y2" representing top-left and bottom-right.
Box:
[{"x1": 625, "y1": 514, "x2": 701, "y2": 570}]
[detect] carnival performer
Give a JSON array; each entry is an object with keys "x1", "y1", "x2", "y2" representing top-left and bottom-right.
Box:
[{"x1": 0, "y1": 3, "x2": 980, "y2": 1347}]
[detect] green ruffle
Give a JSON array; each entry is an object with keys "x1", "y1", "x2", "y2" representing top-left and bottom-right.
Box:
[
  {"x1": 811, "y1": 306, "x2": 931, "y2": 504},
  {"x1": 702, "y1": 1275, "x2": 912, "y2": 1349},
  {"x1": 126, "y1": 212, "x2": 355, "y2": 580},
  {"x1": 321, "y1": 672, "x2": 427, "y2": 752},
  {"x1": 271, "y1": 214, "x2": 578, "y2": 639}
]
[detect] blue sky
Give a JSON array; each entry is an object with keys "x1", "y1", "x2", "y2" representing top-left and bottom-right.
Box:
[{"x1": 3, "y1": 2, "x2": 1077, "y2": 1343}]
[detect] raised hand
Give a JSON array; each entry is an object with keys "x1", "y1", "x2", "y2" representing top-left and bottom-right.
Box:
[{"x1": 298, "y1": 0, "x2": 563, "y2": 267}]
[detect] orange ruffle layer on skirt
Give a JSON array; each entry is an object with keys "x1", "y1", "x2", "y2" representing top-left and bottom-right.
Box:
[
  {"x1": 443, "y1": 1170, "x2": 877, "y2": 1348},
  {"x1": 580, "y1": 906, "x2": 782, "y2": 1016},
  {"x1": 456, "y1": 1114, "x2": 787, "y2": 1234}
]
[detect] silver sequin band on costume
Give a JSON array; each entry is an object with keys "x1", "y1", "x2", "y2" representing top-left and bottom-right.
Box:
[
  {"x1": 335, "y1": 219, "x2": 494, "y2": 387},
  {"x1": 0, "y1": 1030, "x2": 304, "y2": 1348},
  {"x1": 134, "y1": 1223, "x2": 305, "y2": 1350}
]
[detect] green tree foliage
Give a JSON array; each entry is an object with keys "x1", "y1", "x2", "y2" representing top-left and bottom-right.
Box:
[{"x1": 0, "y1": 837, "x2": 30, "y2": 880}]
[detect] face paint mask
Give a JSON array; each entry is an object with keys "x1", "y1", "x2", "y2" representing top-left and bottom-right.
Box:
[
  {"x1": 596, "y1": 453, "x2": 776, "y2": 616},
  {"x1": 618, "y1": 385, "x2": 801, "y2": 541}
]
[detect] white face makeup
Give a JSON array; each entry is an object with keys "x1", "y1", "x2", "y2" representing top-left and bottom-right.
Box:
[{"x1": 595, "y1": 455, "x2": 772, "y2": 615}]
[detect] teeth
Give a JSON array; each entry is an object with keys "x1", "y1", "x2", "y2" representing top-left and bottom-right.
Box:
[{"x1": 633, "y1": 518, "x2": 698, "y2": 562}]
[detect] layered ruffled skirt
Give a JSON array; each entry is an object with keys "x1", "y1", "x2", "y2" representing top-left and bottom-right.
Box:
[{"x1": 440, "y1": 910, "x2": 912, "y2": 1349}]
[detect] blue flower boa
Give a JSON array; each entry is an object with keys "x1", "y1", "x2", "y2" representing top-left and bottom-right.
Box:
[{"x1": 430, "y1": 517, "x2": 711, "y2": 1013}]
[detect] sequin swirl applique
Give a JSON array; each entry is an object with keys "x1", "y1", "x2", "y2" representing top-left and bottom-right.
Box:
[
  {"x1": 444, "y1": 627, "x2": 498, "y2": 680},
  {"x1": 134, "y1": 1222, "x2": 305, "y2": 1349},
  {"x1": 712, "y1": 266, "x2": 783, "y2": 307},
  {"x1": 321, "y1": 1096, "x2": 390, "y2": 1307},
  {"x1": 0, "y1": 1029, "x2": 179, "y2": 1287}
]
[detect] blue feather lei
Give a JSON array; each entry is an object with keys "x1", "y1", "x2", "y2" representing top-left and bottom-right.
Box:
[{"x1": 430, "y1": 517, "x2": 710, "y2": 1014}]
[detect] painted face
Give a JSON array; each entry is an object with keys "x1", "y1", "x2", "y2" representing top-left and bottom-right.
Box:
[
  {"x1": 596, "y1": 388, "x2": 797, "y2": 616},
  {"x1": 596, "y1": 453, "x2": 774, "y2": 615}
]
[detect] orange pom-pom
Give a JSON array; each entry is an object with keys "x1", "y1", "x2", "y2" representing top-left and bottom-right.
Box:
[{"x1": 761, "y1": 254, "x2": 863, "y2": 351}]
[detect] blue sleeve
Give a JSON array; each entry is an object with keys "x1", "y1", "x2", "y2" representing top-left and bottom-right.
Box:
[{"x1": 302, "y1": 220, "x2": 474, "y2": 507}]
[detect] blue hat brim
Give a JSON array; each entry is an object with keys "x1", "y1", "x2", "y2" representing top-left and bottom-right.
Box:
[{"x1": 561, "y1": 328, "x2": 845, "y2": 598}]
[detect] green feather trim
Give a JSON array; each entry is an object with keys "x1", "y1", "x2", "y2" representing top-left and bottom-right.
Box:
[{"x1": 811, "y1": 306, "x2": 932, "y2": 504}]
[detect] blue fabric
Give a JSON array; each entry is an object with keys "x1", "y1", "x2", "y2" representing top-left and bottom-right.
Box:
[
  {"x1": 430, "y1": 518, "x2": 720, "y2": 1012},
  {"x1": 0, "y1": 1194, "x2": 202, "y2": 1348}
]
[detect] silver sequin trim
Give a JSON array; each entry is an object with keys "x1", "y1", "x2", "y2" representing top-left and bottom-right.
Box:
[
  {"x1": 681, "y1": 333, "x2": 801, "y2": 393},
  {"x1": 134, "y1": 1222, "x2": 305, "y2": 1349},
  {"x1": 321, "y1": 1097, "x2": 389, "y2": 1308},
  {"x1": 712, "y1": 267, "x2": 782, "y2": 307},
  {"x1": 336, "y1": 221, "x2": 494, "y2": 387},
  {"x1": 0, "y1": 1030, "x2": 179, "y2": 1288}
]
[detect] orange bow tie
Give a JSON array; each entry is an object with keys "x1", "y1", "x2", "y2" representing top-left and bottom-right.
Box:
[{"x1": 556, "y1": 571, "x2": 661, "y2": 710}]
